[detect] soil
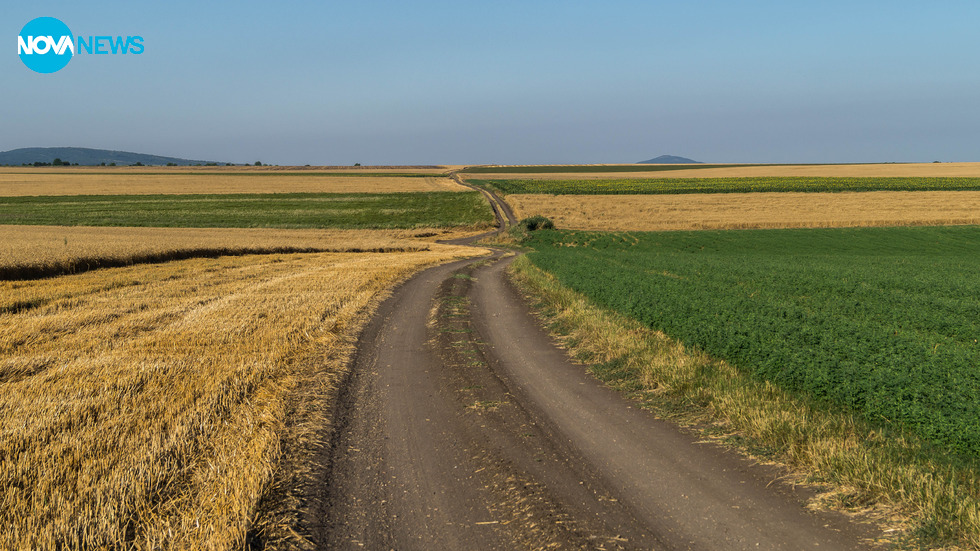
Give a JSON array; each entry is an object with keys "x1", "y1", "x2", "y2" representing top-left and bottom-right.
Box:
[
  {"x1": 312, "y1": 248, "x2": 880, "y2": 550},
  {"x1": 306, "y1": 186, "x2": 880, "y2": 550}
]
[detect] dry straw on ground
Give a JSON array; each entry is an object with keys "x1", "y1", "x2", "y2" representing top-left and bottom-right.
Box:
[
  {"x1": 0, "y1": 225, "x2": 480, "y2": 279},
  {"x1": 509, "y1": 190, "x2": 980, "y2": 231},
  {"x1": 0, "y1": 166, "x2": 453, "y2": 175},
  {"x1": 0, "y1": 246, "x2": 482, "y2": 549},
  {"x1": 0, "y1": 172, "x2": 465, "y2": 196},
  {"x1": 470, "y1": 162, "x2": 980, "y2": 180}
]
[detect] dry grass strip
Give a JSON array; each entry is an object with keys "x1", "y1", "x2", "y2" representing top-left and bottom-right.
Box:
[
  {"x1": 0, "y1": 225, "x2": 480, "y2": 280},
  {"x1": 0, "y1": 173, "x2": 464, "y2": 196},
  {"x1": 509, "y1": 191, "x2": 980, "y2": 231},
  {"x1": 0, "y1": 246, "x2": 481, "y2": 549}
]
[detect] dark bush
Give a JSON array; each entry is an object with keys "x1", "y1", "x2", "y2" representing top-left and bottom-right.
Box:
[{"x1": 519, "y1": 215, "x2": 555, "y2": 232}]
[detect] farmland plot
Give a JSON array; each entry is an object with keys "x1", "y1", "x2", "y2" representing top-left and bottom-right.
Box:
[
  {"x1": 0, "y1": 247, "x2": 480, "y2": 549},
  {"x1": 0, "y1": 225, "x2": 473, "y2": 280},
  {"x1": 524, "y1": 227, "x2": 980, "y2": 458},
  {"x1": 0, "y1": 191, "x2": 495, "y2": 229},
  {"x1": 0, "y1": 171, "x2": 464, "y2": 196},
  {"x1": 507, "y1": 191, "x2": 980, "y2": 231},
  {"x1": 477, "y1": 176, "x2": 980, "y2": 195}
]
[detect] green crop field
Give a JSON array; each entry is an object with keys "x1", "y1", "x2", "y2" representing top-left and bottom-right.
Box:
[
  {"x1": 0, "y1": 191, "x2": 494, "y2": 229},
  {"x1": 476, "y1": 176, "x2": 980, "y2": 195},
  {"x1": 524, "y1": 226, "x2": 980, "y2": 459},
  {"x1": 459, "y1": 164, "x2": 755, "y2": 174}
]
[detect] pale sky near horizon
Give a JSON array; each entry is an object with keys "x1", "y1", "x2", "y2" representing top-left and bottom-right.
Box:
[{"x1": 3, "y1": 1, "x2": 980, "y2": 165}]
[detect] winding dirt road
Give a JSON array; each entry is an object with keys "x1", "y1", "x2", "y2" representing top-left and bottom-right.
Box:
[{"x1": 312, "y1": 188, "x2": 878, "y2": 549}]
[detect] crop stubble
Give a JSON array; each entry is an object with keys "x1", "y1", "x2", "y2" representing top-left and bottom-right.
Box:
[
  {"x1": 509, "y1": 191, "x2": 980, "y2": 231},
  {"x1": 0, "y1": 246, "x2": 482, "y2": 549},
  {"x1": 0, "y1": 225, "x2": 480, "y2": 280},
  {"x1": 0, "y1": 173, "x2": 465, "y2": 196}
]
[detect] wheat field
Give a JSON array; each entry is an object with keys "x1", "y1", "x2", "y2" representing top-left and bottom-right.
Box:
[
  {"x1": 0, "y1": 225, "x2": 480, "y2": 280},
  {"x1": 509, "y1": 190, "x2": 980, "y2": 231},
  {"x1": 0, "y1": 172, "x2": 464, "y2": 196},
  {"x1": 0, "y1": 246, "x2": 482, "y2": 549},
  {"x1": 0, "y1": 166, "x2": 454, "y2": 175}
]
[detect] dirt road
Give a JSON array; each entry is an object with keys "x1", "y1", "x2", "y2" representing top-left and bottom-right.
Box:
[
  {"x1": 313, "y1": 238, "x2": 878, "y2": 549},
  {"x1": 450, "y1": 170, "x2": 518, "y2": 227}
]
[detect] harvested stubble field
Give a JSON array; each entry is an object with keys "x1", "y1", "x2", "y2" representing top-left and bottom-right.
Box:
[
  {"x1": 0, "y1": 225, "x2": 476, "y2": 280},
  {"x1": 508, "y1": 191, "x2": 980, "y2": 231},
  {"x1": 0, "y1": 246, "x2": 482, "y2": 549},
  {"x1": 0, "y1": 172, "x2": 464, "y2": 196},
  {"x1": 0, "y1": 166, "x2": 453, "y2": 175},
  {"x1": 464, "y1": 161, "x2": 980, "y2": 180},
  {"x1": 120, "y1": 165, "x2": 456, "y2": 174}
]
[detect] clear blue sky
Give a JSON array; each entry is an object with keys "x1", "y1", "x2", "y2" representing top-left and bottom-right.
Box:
[{"x1": 4, "y1": 1, "x2": 980, "y2": 165}]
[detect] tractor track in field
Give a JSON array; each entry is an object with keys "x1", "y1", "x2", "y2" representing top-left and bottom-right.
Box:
[{"x1": 311, "y1": 180, "x2": 880, "y2": 550}]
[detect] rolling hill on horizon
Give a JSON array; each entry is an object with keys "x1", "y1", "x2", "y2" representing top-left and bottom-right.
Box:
[
  {"x1": 638, "y1": 155, "x2": 701, "y2": 164},
  {"x1": 0, "y1": 147, "x2": 220, "y2": 166}
]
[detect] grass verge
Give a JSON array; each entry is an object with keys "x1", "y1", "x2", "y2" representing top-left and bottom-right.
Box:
[{"x1": 508, "y1": 255, "x2": 980, "y2": 549}]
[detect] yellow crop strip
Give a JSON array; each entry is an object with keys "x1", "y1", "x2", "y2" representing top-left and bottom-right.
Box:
[
  {"x1": 0, "y1": 171, "x2": 466, "y2": 196},
  {"x1": 0, "y1": 247, "x2": 480, "y2": 548},
  {"x1": 508, "y1": 191, "x2": 980, "y2": 231},
  {"x1": 0, "y1": 225, "x2": 483, "y2": 279}
]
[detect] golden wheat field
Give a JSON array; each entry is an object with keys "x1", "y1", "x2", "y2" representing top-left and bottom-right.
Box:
[
  {"x1": 509, "y1": 190, "x2": 980, "y2": 231},
  {"x1": 0, "y1": 165, "x2": 454, "y2": 174},
  {"x1": 469, "y1": 162, "x2": 980, "y2": 180},
  {"x1": 0, "y1": 225, "x2": 480, "y2": 280},
  {"x1": 0, "y1": 246, "x2": 482, "y2": 549},
  {"x1": 0, "y1": 171, "x2": 464, "y2": 196}
]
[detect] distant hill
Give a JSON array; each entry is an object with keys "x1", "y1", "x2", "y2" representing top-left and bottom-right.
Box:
[
  {"x1": 638, "y1": 155, "x2": 701, "y2": 164},
  {"x1": 0, "y1": 147, "x2": 220, "y2": 166}
]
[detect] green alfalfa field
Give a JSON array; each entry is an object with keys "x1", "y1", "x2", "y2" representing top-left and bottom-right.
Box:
[{"x1": 511, "y1": 225, "x2": 980, "y2": 547}]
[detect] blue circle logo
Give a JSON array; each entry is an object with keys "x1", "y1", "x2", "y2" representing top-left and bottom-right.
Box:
[{"x1": 18, "y1": 17, "x2": 74, "y2": 74}]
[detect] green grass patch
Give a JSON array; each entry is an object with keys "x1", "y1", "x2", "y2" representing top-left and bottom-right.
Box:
[
  {"x1": 474, "y1": 176, "x2": 980, "y2": 195},
  {"x1": 0, "y1": 191, "x2": 494, "y2": 229},
  {"x1": 459, "y1": 164, "x2": 757, "y2": 174},
  {"x1": 524, "y1": 226, "x2": 980, "y2": 460},
  {"x1": 510, "y1": 241, "x2": 980, "y2": 548}
]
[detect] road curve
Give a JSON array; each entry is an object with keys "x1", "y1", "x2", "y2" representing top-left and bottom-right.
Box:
[
  {"x1": 314, "y1": 242, "x2": 878, "y2": 549},
  {"x1": 450, "y1": 170, "x2": 519, "y2": 227}
]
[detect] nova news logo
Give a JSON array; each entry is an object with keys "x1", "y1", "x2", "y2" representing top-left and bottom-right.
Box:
[{"x1": 18, "y1": 17, "x2": 143, "y2": 74}]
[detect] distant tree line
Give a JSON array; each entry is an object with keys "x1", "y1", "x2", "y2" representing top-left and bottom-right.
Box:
[{"x1": 20, "y1": 158, "x2": 82, "y2": 166}]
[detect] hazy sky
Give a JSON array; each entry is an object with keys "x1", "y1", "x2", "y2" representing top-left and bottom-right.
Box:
[{"x1": 4, "y1": 1, "x2": 980, "y2": 165}]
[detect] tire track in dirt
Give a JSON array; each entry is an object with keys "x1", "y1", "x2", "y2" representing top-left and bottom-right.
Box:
[
  {"x1": 314, "y1": 184, "x2": 880, "y2": 550},
  {"x1": 450, "y1": 170, "x2": 518, "y2": 227},
  {"x1": 318, "y1": 253, "x2": 663, "y2": 549}
]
